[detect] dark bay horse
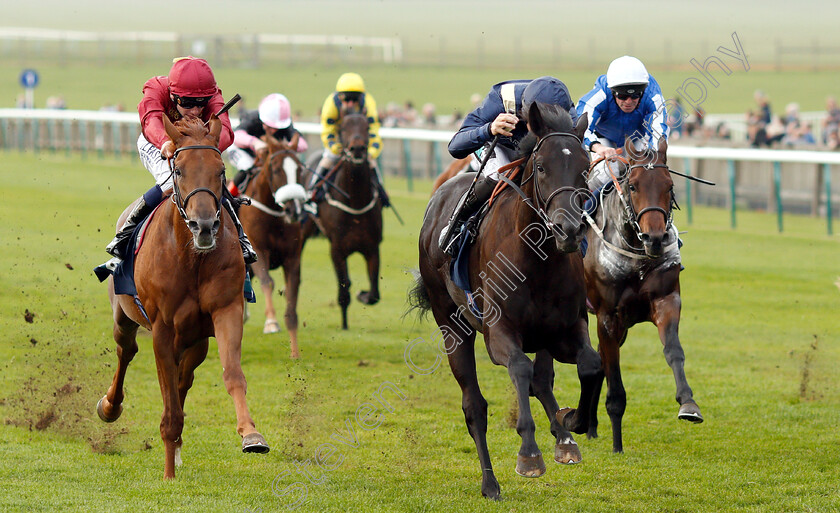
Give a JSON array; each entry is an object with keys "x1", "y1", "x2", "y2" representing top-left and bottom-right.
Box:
[
  {"x1": 97, "y1": 115, "x2": 269, "y2": 479},
  {"x1": 310, "y1": 112, "x2": 383, "y2": 330},
  {"x1": 239, "y1": 135, "x2": 306, "y2": 358},
  {"x1": 583, "y1": 139, "x2": 703, "y2": 454},
  {"x1": 411, "y1": 104, "x2": 601, "y2": 499}
]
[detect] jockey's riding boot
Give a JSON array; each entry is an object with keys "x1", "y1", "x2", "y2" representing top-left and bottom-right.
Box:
[
  {"x1": 223, "y1": 198, "x2": 258, "y2": 265},
  {"x1": 372, "y1": 168, "x2": 391, "y2": 208},
  {"x1": 309, "y1": 165, "x2": 329, "y2": 203},
  {"x1": 105, "y1": 185, "x2": 163, "y2": 260},
  {"x1": 438, "y1": 174, "x2": 498, "y2": 257}
]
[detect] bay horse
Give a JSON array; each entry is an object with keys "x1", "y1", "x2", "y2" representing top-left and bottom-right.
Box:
[
  {"x1": 96, "y1": 115, "x2": 269, "y2": 479},
  {"x1": 238, "y1": 134, "x2": 305, "y2": 358},
  {"x1": 411, "y1": 103, "x2": 601, "y2": 499},
  {"x1": 583, "y1": 138, "x2": 703, "y2": 454},
  {"x1": 309, "y1": 112, "x2": 383, "y2": 330}
]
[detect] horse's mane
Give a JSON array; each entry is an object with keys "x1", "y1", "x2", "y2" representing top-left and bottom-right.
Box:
[
  {"x1": 515, "y1": 103, "x2": 574, "y2": 159},
  {"x1": 172, "y1": 117, "x2": 209, "y2": 141}
]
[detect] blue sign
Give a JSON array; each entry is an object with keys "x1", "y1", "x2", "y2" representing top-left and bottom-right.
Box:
[{"x1": 20, "y1": 69, "x2": 39, "y2": 89}]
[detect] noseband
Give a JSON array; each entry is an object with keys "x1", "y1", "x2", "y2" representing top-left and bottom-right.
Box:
[
  {"x1": 169, "y1": 145, "x2": 223, "y2": 222},
  {"x1": 620, "y1": 162, "x2": 675, "y2": 242}
]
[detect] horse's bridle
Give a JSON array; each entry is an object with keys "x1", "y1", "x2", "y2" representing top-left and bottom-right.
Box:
[
  {"x1": 612, "y1": 160, "x2": 677, "y2": 243},
  {"x1": 503, "y1": 131, "x2": 586, "y2": 240},
  {"x1": 168, "y1": 145, "x2": 223, "y2": 222}
]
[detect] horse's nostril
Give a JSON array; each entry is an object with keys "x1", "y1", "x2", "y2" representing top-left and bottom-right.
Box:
[
  {"x1": 213, "y1": 220, "x2": 220, "y2": 232},
  {"x1": 640, "y1": 233, "x2": 650, "y2": 242},
  {"x1": 187, "y1": 220, "x2": 199, "y2": 232}
]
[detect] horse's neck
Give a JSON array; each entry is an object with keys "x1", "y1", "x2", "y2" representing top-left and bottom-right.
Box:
[
  {"x1": 600, "y1": 186, "x2": 640, "y2": 246},
  {"x1": 336, "y1": 163, "x2": 374, "y2": 206},
  {"x1": 249, "y1": 168, "x2": 276, "y2": 205}
]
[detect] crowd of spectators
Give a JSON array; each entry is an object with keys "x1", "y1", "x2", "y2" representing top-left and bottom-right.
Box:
[{"x1": 745, "y1": 90, "x2": 837, "y2": 150}]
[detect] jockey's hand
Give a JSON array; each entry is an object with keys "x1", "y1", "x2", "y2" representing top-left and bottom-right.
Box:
[
  {"x1": 490, "y1": 113, "x2": 519, "y2": 137},
  {"x1": 591, "y1": 143, "x2": 617, "y2": 158},
  {"x1": 161, "y1": 140, "x2": 175, "y2": 159},
  {"x1": 252, "y1": 138, "x2": 268, "y2": 153},
  {"x1": 254, "y1": 147, "x2": 269, "y2": 168}
]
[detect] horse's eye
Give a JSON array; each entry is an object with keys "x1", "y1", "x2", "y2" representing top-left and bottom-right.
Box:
[
  {"x1": 174, "y1": 168, "x2": 182, "y2": 176},
  {"x1": 628, "y1": 184, "x2": 636, "y2": 192},
  {"x1": 536, "y1": 163, "x2": 545, "y2": 174}
]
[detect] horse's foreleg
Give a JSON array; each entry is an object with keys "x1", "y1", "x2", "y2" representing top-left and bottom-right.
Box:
[
  {"x1": 357, "y1": 247, "x2": 380, "y2": 305},
  {"x1": 212, "y1": 303, "x2": 270, "y2": 454},
  {"x1": 98, "y1": 300, "x2": 139, "y2": 423},
  {"x1": 283, "y1": 256, "x2": 301, "y2": 359},
  {"x1": 556, "y1": 318, "x2": 601, "y2": 439},
  {"x1": 531, "y1": 350, "x2": 581, "y2": 464},
  {"x1": 251, "y1": 257, "x2": 280, "y2": 334},
  {"x1": 652, "y1": 293, "x2": 703, "y2": 423},
  {"x1": 329, "y1": 245, "x2": 351, "y2": 330},
  {"x1": 151, "y1": 325, "x2": 183, "y2": 479},
  {"x1": 178, "y1": 337, "x2": 209, "y2": 411},
  {"x1": 594, "y1": 315, "x2": 627, "y2": 453}
]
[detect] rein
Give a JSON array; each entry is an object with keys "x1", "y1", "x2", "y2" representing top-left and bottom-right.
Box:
[
  {"x1": 493, "y1": 131, "x2": 584, "y2": 241},
  {"x1": 168, "y1": 145, "x2": 223, "y2": 222}
]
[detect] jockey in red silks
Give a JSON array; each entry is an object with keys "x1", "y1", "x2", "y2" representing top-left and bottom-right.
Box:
[{"x1": 101, "y1": 56, "x2": 256, "y2": 269}]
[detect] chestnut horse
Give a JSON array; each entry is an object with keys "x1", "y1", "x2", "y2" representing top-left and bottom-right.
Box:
[
  {"x1": 97, "y1": 116, "x2": 269, "y2": 479},
  {"x1": 239, "y1": 135, "x2": 305, "y2": 358},
  {"x1": 309, "y1": 112, "x2": 383, "y2": 330},
  {"x1": 432, "y1": 155, "x2": 472, "y2": 193},
  {"x1": 583, "y1": 139, "x2": 703, "y2": 454},
  {"x1": 410, "y1": 104, "x2": 601, "y2": 499}
]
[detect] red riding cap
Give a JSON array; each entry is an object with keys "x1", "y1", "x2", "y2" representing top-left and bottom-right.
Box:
[{"x1": 168, "y1": 56, "x2": 217, "y2": 97}]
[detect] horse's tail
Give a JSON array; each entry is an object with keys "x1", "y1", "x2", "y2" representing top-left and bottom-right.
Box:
[{"x1": 405, "y1": 268, "x2": 432, "y2": 320}]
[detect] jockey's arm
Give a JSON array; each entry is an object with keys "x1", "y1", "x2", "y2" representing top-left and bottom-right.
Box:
[
  {"x1": 364, "y1": 93, "x2": 383, "y2": 159},
  {"x1": 320, "y1": 94, "x2": 342, "y2": 155}
]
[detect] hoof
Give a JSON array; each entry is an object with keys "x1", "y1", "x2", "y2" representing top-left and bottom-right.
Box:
[
  {"x1": 678, "y1": 402, "x2": 704, "y2": 423},
  {"x1": 356, "y1": 291, "x2": 380, "y2": 305},
  {"x1": 514, "y1": 453, "x2": 546, "y2": 478},
  {"x1": 96, "y1": 396, "x2": 122, "y2": 423},
  {"x1": 555, "y1": 438, "x2": 582, "y2": 464},
  {"x1": 481, "y1": 479, "x2": 501, "y2": 500},
  {"x1": 263, "y1": 319, "x2": 282, "y2": 334},
  {"x1": 242, "y1": 432, "x2": 270, "y2": 454}
]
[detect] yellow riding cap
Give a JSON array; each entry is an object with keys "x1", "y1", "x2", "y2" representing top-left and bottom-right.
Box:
[{"x1": 336, "y1": 72, "x2": 365, "y2": 93}]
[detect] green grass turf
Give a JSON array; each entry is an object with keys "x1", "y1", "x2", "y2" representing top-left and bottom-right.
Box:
[{"x1": 0, "y1": 149, "x2": 838, "y2": 512}]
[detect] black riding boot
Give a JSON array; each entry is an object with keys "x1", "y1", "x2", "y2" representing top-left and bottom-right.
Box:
[
  {"x1": 438, "y1": 174, "x2": 498, "y2": 256},
  {"x1": 223, "y1": 198, "x2": 258, "y2": 265},
  {"x1": 105, "y1": 184, "x2": 163, "y2": 259},
  {"x1": 307, "y1": 165, "x2": 329, "y2": 204},
  {"x1": 372, "y1": 168, "x2": 391, "y2": 208}
]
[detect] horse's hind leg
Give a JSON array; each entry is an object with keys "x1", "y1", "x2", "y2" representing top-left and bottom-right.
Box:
[
  {"x1": 329, "y1": 245, "x2": 351, "y2": 330},
  {"x1": 652, "y1": 294, "x2": 703, "y2": 423},
  {"x1": 282, "y1": 255, "x2": 301, "y2": 359},
  {"x1": 531, "y1": 350, "x2": 581, "y2": 464},
  {"x1": 444, "y1": 325, "x2": 500, "y2": 499},
  {"x1": 98, "y1": 295, "x2": 139, "y2": 423},
  {"x1": 357, "y1": 246, "x2": 380, "y2": 305}
]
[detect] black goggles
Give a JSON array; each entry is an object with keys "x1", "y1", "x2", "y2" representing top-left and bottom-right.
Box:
[
  {"x1": 613, "y1": 91, "x2": 643, "y2": 101},
  {"x1": 173, "y1": 94, "x2": 211, "y2": 109},
  {"x1": 339, "y1": 92, "x2": 362, "y2": 103}
]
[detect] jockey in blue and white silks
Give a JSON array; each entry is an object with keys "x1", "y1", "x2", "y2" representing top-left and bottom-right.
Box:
[{"x1": 577, "y1": 56, "x2": 669, "y2": 191}]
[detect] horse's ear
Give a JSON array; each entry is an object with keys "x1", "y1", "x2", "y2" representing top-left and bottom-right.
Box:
[
  {"x1": 657, "y1": 138, "x2": 668, "y2": 155},
  {"x1": 207, "y1": 114, "x2": 222, "y2": 144},
  {"x1": 163, "y1": 114, "x2": 181, "y2": 146},
  {"x1": 527, "y1": 101, "x2": 545, "y2": 136},
  {"x1": 574, "y1": 112, "x2": 588, "y2": 140}
]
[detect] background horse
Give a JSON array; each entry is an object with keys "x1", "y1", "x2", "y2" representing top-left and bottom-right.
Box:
[
  {"x1": 96, "y1": 115, "x2": 269, "y2": 479},
  {"x1": 583, "y1": 139, "x2": 703, "y2": 454},
  {"x1": 432, "y1": 155, "x2": 473, "y2": 193},
  {"x1": 410, "y1": 104, "x2": 601, "y2": 499},
  {"x1": 309, "y1": 112, "x2": 383, "y2": 330},
  {"x1": 238, "y1": 135, "x2": 306, "y2": 358}
]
